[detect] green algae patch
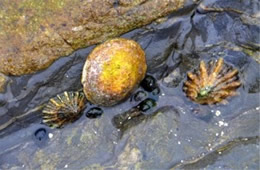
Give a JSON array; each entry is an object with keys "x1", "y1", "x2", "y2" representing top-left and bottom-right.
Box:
[{"x1": 0, "y1": 0, "x2": 186, "y2": 76}]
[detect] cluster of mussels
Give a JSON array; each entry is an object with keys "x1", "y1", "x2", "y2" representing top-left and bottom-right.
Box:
[
  {"x1": 112, "y1": 75, "x2": 160, "y2": 132},
  {"x1": 41, "y1": 38, "x2": 241, "y2": 129}
]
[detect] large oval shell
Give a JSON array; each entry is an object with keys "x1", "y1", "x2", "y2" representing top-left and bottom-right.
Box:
[
  {"x1": 42, "y1": 91, "x2": 86, "y2": 128},
  {"x1": 183, "y1": 58, "x2": 241, "y2": 105},
  {"x1": 81, "y1": 38, "x2": 147, "y2": 106}
]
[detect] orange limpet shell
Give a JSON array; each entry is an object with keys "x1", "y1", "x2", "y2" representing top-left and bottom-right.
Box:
[{"x1": 183, "y1": 58, "x2": 241, "y2": 105}]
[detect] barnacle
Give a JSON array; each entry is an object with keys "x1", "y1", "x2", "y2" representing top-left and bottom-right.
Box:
[
  {"x1": 183, "y1": 58, "x2": 241, "y2": 104},
  {"x1": 42, "y1": 91, "x2": 86, "y2": 128}
]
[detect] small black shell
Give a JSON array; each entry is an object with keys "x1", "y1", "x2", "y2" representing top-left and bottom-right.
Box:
[
  {"x1": 42, "y1": 91, "x2": 86, "y2": 128},
  {"x1": 85, "y1": 107, "x2": 103, "y2": 119},
  {"x1": 140, "y1": 75, "x2": 157, "y2": 92}
]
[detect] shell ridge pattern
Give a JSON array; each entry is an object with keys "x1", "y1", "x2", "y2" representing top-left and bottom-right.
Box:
[{"x1": 183, "y1": 57, "x2": 241, "y2": 105}]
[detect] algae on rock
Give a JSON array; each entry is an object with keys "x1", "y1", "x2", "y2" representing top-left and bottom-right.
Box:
[{"x1": 0, "y1": 0, "x2": 185, "y2": 76}]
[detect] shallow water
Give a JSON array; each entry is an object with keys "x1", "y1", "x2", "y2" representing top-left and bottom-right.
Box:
[{"x1": 0, "y1": 0, "x2": 259, "y2": 169}]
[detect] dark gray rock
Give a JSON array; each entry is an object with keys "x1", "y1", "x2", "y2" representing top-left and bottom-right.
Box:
[{"x1": 0, "y1": 0, "x2": 259, "y2": 169}]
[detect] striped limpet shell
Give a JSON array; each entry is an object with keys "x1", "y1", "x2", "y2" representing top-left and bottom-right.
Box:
[
  {"x1": 42, "y1": 91, "x2": 86, "y2": 128},
  {"x1": 183, "y1": 58, "x2": 241, "y2": 105}
]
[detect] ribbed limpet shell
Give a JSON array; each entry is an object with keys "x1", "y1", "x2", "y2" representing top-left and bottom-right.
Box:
[
  {"x1": 42, "y1": 91, "x2": 86, "y2": 128},
  {"x1": 183, "y1": 58, "x2": 241, "y2": 104}
]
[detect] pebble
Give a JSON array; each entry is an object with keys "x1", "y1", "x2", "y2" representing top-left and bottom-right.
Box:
[{"x1": 48, "y1": 133, "x2": 54, "y2": 139}]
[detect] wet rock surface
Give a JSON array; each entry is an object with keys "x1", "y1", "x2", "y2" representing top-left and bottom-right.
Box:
[
  {"x1": 0, "y1": 0, "x2": 259, "y2": 169},
  {"x1": 0, "y1": 0, "x2": 186, "y2": 76}
]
